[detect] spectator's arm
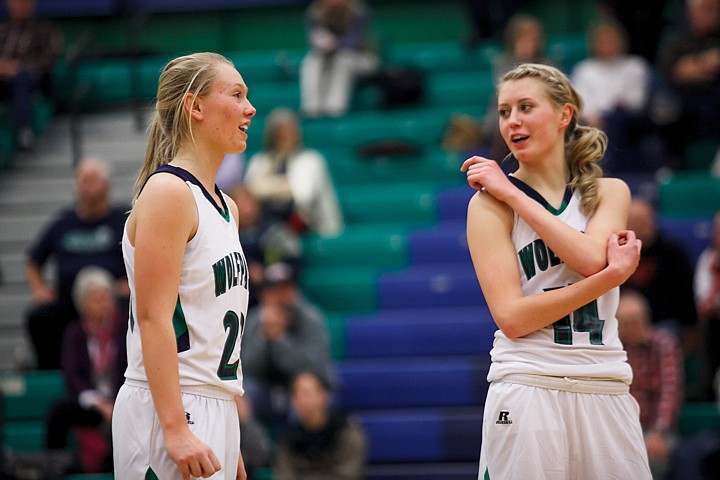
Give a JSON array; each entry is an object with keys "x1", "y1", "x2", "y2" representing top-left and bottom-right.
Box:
[
  {"x1": 332, "y1": 420, "x2": 367, "y2": 480},
  {"x1": 651, "y1": 332, "x2": 684, "y2": 434},
  {"x1": 268, "y1": 302, "x2": 331, "y2": 378}
]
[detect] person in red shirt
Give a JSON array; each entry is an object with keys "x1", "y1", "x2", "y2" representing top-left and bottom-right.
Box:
[{"x1": 618, "y1": 288, "x2": 684, "y2": 480}]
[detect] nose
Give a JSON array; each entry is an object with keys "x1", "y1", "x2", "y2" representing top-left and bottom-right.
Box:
[
  {"x1": 507, "y1": 108, "x2": 521, "y2": 125},
  {"x1": 246, "y1": 100, "x2": 257, "y2": 118}
]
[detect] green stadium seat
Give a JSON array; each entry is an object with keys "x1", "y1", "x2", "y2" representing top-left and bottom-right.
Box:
[
  {"x1": 299, "y1": 265, "x2": 382, "y2": 313},
  {"x1": 658, "y1": 172, "x2": 720, "y2": 217},
  {"x1": 2, "y1": 370, "x2": 66, "y2": 422},
  {"x1": 384, "y1": 41, "x2": 501, "y2": 73},
  {"x1": 5, "y1": 421, "x2": 46, "y2": 452},
  {"x1": 303, "y1": 224, "x2": 410, "y2": 269},
  {"x1": 678, "y1": 402, "x2": 720, "y2": 436},
  {"x1": 684, "y1": 138, "x2": 719, "y2": 170},
  {"x1": 424, "y1": 70, "x2": 495, "y2": 109},
  {"x1": 338, "y1": 182, "x2": 445, "y2": 226}
]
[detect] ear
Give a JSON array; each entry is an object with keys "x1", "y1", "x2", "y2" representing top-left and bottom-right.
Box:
[
  {"x1": 559, "y1": 103, "x2": 574, "y2": 129},
  {"x1": 183, "y1": 93, "x2": 203, "y2": 121}
]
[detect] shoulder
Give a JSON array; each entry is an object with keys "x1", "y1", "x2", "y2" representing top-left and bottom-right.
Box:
[
  {"x1": 467, "y1": 189, "x2": 513, "y2": 223},
  {"x1": 597, "y1": 177, "x2": 631, "y2": 199},
  {"x1": 132, "y1": 172, "x2": 196, "y2": 226}
]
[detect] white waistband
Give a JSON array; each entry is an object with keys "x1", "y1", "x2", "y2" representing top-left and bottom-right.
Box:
[
  {"x1": 498, "y1": 374, "x2": 629, "y2": 395},
  {"x1": 124, "y1": 379, "x2": 236, "y2": 401}
]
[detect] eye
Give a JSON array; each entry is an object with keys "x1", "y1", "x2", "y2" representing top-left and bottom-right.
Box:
[
  {"x1": 498, "y1": 108, "x2": 509, "y2": 118},
  {"x1": 520, "y1": 103, "x2": 533, "y2": 111}
]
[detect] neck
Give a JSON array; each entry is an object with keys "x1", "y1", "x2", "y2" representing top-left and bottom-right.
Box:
[
  {"x1": 77, "y1": 200, "x2": 110, "y2": 220},
  {"x1": 302, "y1": 410, "x2": 329, "y2": 431},
  {"x1": 172, "y1": 145, "x2": 223, "y2": 193}
]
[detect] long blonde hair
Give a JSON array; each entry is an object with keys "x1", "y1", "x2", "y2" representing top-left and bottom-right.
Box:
[
  {"x1": 500, "y1": 63, "x2": 607, "y2": 216},
  {"x1": 131, "y1": 52, "x2": 233, "y2": 204}
]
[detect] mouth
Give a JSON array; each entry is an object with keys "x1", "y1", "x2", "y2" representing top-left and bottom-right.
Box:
[
  {"x1": 239, "y1": 124, "x2": 249, "y2": 133},
  {"x1": 511, "y1": 134, "x2": 529, "y2": 144}
]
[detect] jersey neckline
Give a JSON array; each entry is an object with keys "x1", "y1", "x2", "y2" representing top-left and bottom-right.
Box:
[
  {"x1": 507, "y1": 175, "x2": 573, "y2": 216},
  {"x1": 153, "y1": 164, "x2": 230, "y2": 222}
]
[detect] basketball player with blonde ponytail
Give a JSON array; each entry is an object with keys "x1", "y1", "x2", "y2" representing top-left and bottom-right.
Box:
[
  {"x1": 462, "y1": 63, "x2": 651, "y2": 479},
  {"x1": 113, "y1": 52, "x2": 256, "y2": 480}
]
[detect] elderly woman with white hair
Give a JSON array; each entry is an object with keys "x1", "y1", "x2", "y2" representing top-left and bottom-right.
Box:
[{"x1": 45, "y1": 265, "x2": 126, "y2": 473}]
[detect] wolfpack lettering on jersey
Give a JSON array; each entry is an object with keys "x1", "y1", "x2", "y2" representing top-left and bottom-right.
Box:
[
  {"x1": 486, "y1": 175, "x2": 632, "y2": 384},
  {"x1": 122, "y1": 165, "x2": 249, "y2": 396}
]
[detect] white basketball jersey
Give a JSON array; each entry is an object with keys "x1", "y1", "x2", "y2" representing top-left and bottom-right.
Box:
[
  {"x1": 122, "y1": 165, "x2": 249, "y2": 396},
  {"x1": 487, "y1": 177, "x2": 632, "y2": 384}
]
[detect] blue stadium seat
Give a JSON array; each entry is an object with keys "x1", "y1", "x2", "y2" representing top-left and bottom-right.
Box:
[
  {"x1": 660, "y1": 216, "x2": 713, "y2": 265},
  {"x1": 378, "y1": 264, "x2": 485, "y2": 309},
  {"x1": 366, "y1": 463, "x2": 479, "y2": 480},
  {"x1": 344, "y1": 306, "x2": 494, "y2": 358},
  {"x1": 336, "y1": 357, "x2": 490, "y2": 410},
  {"x1": 357, "y1": 408, "x2": 483, "y2": 463},
  {"x1": 409, "y1": 221, "x2": 469, "y2": 265},
  {"x1": 436, "y1": 186, "x2": 475, "y2": 222}
]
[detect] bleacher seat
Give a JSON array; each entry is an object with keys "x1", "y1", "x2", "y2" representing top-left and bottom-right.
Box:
[
  {"x1": 300, "y1": 265, "x2": 380, "y2": 313},
  {"x1": 658, "y1": 172, "x2": 720, "y2": 218},
  {"x1": 336, "y1": 357, "x2": 490, "y2": 409},
  {"x1": 409, "y1": 221, "x2": 469, "y2": 265},
  {"x1": 2, "y1": 371, "x2": 65, "y2": 453},
  {"x1": 660, "y1": 216, "x2": 713, "y2": 264},
  {"x1": 302, "y1": 224, "x2": 409, "y2": 270},
  {"x1": 344, "y1": 306, "x2": 494, "y2": 358},
  {"x1": 366, "y1": 462, "x2": 478, "y2": 480},
  {"x1": 358, "y1": 408, "x2": 483, "y2": 463},
  {"x1": 378, "y1": 263, "x2": 484, "y2": 309}
]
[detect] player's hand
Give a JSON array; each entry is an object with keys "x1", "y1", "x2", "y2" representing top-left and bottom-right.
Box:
[
  {"x1": 460, "y1": 156, "x2": 515, "y2": 203},
  {"x1": 165, "y1": 428, "x2": 222, "y2": 479},
  {"x1": 606, "y1": 230, "x2": 642, "y2": 285},
  {"x1": 236, "y1": 452, "x2": 247, "y2": 480}
]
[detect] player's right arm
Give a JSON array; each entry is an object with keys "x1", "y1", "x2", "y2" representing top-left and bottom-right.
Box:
[
  {"x1": 130, "y1": 173, "x2": 221, "y2": 479},
  {"x1": 466, "y1": 190, "x2": 640, "y2": 339}
]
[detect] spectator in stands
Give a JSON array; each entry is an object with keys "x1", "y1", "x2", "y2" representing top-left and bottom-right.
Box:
[
  {"x1": 597, "y1": 0, "x2": 670, "y2": 63},
  {"x1": 244, "y1": 107, "x2": 344, "y2": 240},
  {"x1": 0, "y1": 0, "x2": 63, "y2": 150},
  {"x1": 571, "y1": 16, "x2": 658, "y2": 174},
  {"x1": 273, "y1": 371, "x2": 366, "y2": 480},
  {"x1": 462, "y1": 0, "x2": 525, "y2": 47},
  {"x1": 617, "y1": 289, "x2": 684, "y2": 480},
  {"x1": 482, "y1": 13, "x2": 553, "y2": 161},
  {"x1": 45, "y1": 266, "x2": 126, "y2": 474},
  {"x1": 25, "y1": 157, "x2": 128, "y2": 370},
  {"x1": 656, "y1": 0, "x2": 720, "y2": 168},
  {"x1": 694, "y1": 211, "x2": 720, "y2": 400},
  {"x1": 625, "y1": 198, "x2": 699, "y2": 343},
  {"x1": 299, "y1": 0, "x2": 379, "y2": 118},
  {"x1": 241, "y1": 262, "x2": 333, "y2": 433}
]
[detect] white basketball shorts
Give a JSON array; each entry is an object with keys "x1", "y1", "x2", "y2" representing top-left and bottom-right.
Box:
[
  {"x1": 478, "y1": 375, "x2": 652, "y2": 480},
  {"x1": 112, "y1": 381, "x2": 240, "y2": 479}
]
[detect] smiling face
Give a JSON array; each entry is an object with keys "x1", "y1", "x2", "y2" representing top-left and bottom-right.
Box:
[
  {"x1": 497, "y1": 77, "x2": 570, "y2": 163},
  {"x1": 196, "y1": 62, "x2": 256, "y2": 155}
]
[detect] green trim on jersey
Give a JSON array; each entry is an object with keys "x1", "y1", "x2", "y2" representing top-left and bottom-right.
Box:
[
  {"x1": 129, "y1": 308, "x2": 135, "y2": 333},
  {"x1": 174, "y1": 295, "x2": 190, "y2": 353},
  {"x1": 145, "y1": 468, "x2": 159, "y2": 480},
  {"x1": 546, "y1": 198, "x2": 568, "y2": 216},
  {"x1": 484, "y1": 468, "x2": 490, "y2": 480}
]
